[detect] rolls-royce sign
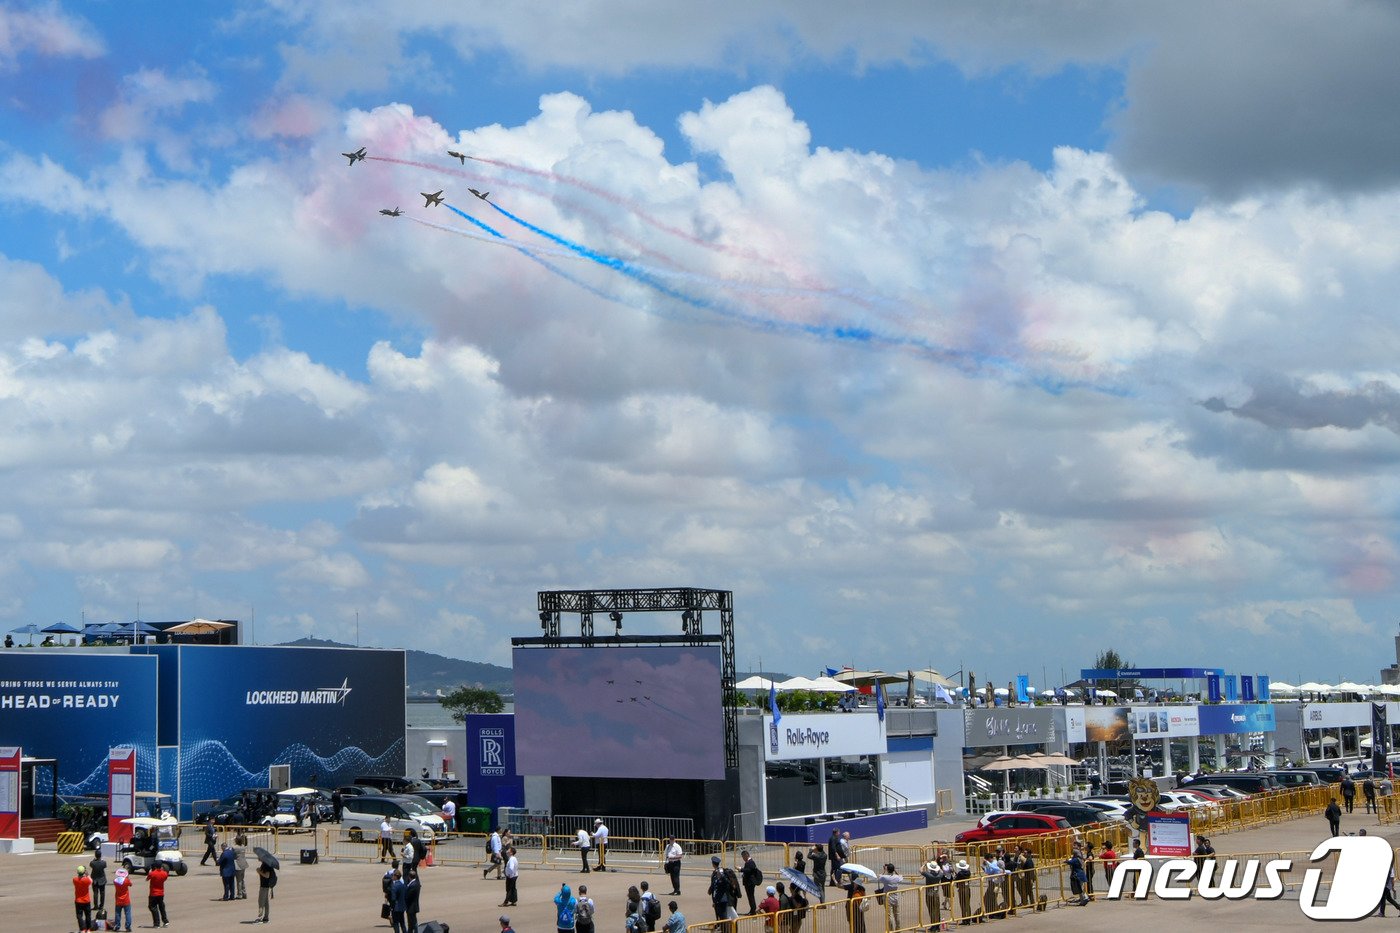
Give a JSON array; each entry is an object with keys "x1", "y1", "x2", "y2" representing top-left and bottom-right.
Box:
[{"x1": 764, "y1": 713, "x2": 886, "y2": 761}]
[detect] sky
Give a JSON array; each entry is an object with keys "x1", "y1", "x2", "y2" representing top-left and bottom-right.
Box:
[{"x1": 2, "y1": 2, "x2": 1400, "y2": 686}]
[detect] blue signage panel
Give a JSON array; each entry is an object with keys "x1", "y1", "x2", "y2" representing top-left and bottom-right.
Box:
[
  {"x1": 1206, "y1": 674, "x2": 1222, "y2": 704},
  {"x1": 465, "y1": 713, "x2": 523, "y2": 810},
  {"x1": 1198, "y1": 703, "x2": 1276, "y2": 735},
  {"x1": 1081, "y1": 668, "x2": 1226, "y2": 680},
  {"x1": 0, "y1": 652, "x2": 158, "y2": 795},
  {"x1": 171, "y1": 645, "x2": 405, "y2": 811},
  {"x1": 1257, "y1": 676, "x2": 1270, "y2": 702},
  {"x1": 1224, "y1": 675, "x2": 1238, "y2": 702},
  {"x1": 1240, "y1": 676, "x2": 1255, "y2": 703}
]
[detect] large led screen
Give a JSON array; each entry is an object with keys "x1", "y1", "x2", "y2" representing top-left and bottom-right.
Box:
[{"x1": 513, "y1": 646, "x2": 725, "y2": 780}]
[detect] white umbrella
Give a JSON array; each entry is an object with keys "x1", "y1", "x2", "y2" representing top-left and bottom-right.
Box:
[
  {"x1": 1335, "y1": 682, "x2": 1367, "y2": 693},
  {"x1": 806, "y1": 676, "x2": 858, "y2": 693},
  {"x1": 165, "y1": 618, "x2": 235, "y2": 635},
  {"x1": 1095, "y1": 689, "x2": 1118, "y2": 698},
  {"x1": 1298, "y1": 682, "x2": 1331, "y2": 692},
  {"x1": 1269, "y1": 681, "x2": 1299, "y2": 692},
  {"x1": 276, "y1": 786, "x2": 321, "y2": 796},
  {"x1": 908, "y1": 668, "x2": 959, "y2": 688},
  {"x1": 778, "y1": 676, "x2": 820, "y2": 690},
  {"x1": 736, "y1": 676, "x2": 777, "y2": 690},
  {"x1": 841, "y1": 863, "x2": 878, "y2": 880}
]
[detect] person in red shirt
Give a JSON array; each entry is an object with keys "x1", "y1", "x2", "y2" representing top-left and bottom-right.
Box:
[
  {"x1": 73, "y1": 864, "x2": 93, "y2": 932},
  {"x1": 113, "y1": 867, "x2": 134, "y2": 932},
  {"x1": 758, "y1": 885, "x2": 781, "y2": 932},
  {"x1": 1099, "y1": 842, "x2": 1118, "y2": 886},
  {"x1": 148, "y1": 864, "x2": 170, "y2": 927}
]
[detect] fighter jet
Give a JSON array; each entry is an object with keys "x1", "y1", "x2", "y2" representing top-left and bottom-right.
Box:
[
  {"x1": 447, "y1": 150, "x2": 468, "y2": 164},
  {"x1": 468, "y1": 188, "x2": 490, "y2": 202},
  {"x1": 421, "y1": 190, "x2": 444, "y2": 207},
  {"x1": 379, "y1": 207, "x2": 402, "y2": 216},
  {"x1": 342, "y1": 147, "x2": 366, "y2": 165}
]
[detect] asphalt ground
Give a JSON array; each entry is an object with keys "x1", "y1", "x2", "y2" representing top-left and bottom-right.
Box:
[{"x1": 5, "y1": 805, "x2": 1400, "y2": 933}]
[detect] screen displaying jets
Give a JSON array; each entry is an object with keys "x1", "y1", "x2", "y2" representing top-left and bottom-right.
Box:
[
  {"x1": 342, "y1": 147, "x2": 366, "y2": 165},
  {"x1": 421, "y1": 190, "x2": 444, "y2": 207},
  {"x1": 378, "y1": 207, "x2": 402, "y2": 216}
]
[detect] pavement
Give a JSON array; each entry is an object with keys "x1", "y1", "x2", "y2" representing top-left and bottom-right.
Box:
[{"x1": 5, "y1": 805, "x2": 1400, "y2": 932}]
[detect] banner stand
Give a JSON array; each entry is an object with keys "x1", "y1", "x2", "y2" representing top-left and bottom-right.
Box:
[{"x1": 0, "y1": 746, "x2": 32, "y2": 853}]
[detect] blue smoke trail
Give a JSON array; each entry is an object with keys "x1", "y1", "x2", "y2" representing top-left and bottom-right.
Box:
[{"x1": 440, "y1": 205, "x2": 623, "y2": 307}]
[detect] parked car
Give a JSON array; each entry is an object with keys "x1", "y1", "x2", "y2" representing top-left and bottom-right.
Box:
[
  {"x1": 1182, "y1": 784, "x2": 1249, "y2": 800},
  {"x1": 354, "y1": 775, "x2": 435, "y2": 795},
  {"x1": 1008, "y1": 799, "x2": 1078, "y2": 811},
  {"x1": 1156, "y1": 790, "x2": 1221, "y2": 813},
  {"x1": 1294, "y1": 764, "x2": 1349, "y2": 784},
  {"x1": 954, "y1": 811, "x2": 1072, "y2": 844},
  {"x1": 1077, "y1": 799, "x2": 1131, "y2": 821},
  {"x1": 334, "y1": 784, "x2": 383, "y2": 798},
  {"x1": 341, "y1": 794, "x2": 444, "y2": 843},
  {"x1": 1184, "y1": 773, "x2": 1280, "y2": 794},
  {"x1": 414, "y1": 788, "x2": 471, "y2": 814},
  {"x1": 1267, "y1": 769, "x2": 1323, "y2": 788}
]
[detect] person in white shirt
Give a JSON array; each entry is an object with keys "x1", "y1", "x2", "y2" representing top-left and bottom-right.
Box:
[
  {"x1": 484, "y1": 828, "x2": 504, "y2": 879},
  {"x1": 379, "y1": 819, "x2": 395, "y2": 863},
  {"x1": 592, "y1": 820, "x2": 609, "y2": 872},
  {"x1": 663, "y1": 837, "x2": 684, "y2": 895},
  {"x1": 442, "y1": 798, "x2": 456, "y2": 833},
  {"x1": 502, "y1": 847, "x2": 520, "y2": 907},
  {"x1": 575, "y1": 827, "x2": 592, "y2": 873}
]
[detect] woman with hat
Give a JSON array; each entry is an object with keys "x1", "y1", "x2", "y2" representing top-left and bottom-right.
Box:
[
  {"x1": 953, "y1": 858, "x2": 973, "y2": 925},
  {"x1": 842, "y1": 879, "x2": 868, "y2": 933}
]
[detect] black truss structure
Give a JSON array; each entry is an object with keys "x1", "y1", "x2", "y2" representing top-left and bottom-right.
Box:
[{"x1": 523, "y1": 587, "x2": 738, "y2": 770}]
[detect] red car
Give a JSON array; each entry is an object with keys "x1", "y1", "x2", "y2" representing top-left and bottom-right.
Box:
[{"x1": 954, "y1": 811, "x2": 1072, "y2": 843}]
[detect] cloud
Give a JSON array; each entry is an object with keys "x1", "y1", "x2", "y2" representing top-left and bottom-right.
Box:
[
  {"x1": 99, "y1": 67, "x2": 217, "y2": 141},
  {"x1": 0, "y1": 3, "x2": 104, "y2": 70}
]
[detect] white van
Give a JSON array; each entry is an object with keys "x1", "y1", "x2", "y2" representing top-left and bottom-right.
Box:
[{"x1": 341, "y1": 794, "x2": 443, "y2": 843}]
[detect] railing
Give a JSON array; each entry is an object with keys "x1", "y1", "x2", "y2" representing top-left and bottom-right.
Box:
[
  {"x1": 876, "y1": 784, "x2": 909, "y2": 812},
  {"x1": 553, "y1": 813, "x2": 694, "y2": 842}
]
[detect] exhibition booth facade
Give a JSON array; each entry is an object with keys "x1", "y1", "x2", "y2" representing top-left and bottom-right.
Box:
[{"x1": 0, "y1": 644, "x2": 406, "y2": 820}]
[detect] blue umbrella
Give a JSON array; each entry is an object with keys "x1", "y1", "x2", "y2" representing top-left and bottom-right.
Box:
[
  {"x1": 7, "y1": 623, "x2": 39, "y2": 645},
  {"x1": 43, "y1": 621, "x2": 81, "y2": 635}
]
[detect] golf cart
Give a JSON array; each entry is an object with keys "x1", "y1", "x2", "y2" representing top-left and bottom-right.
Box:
[
  {"x1": 118, "y1": 817, "x2": 188, "y2": 876},
  {"x1": 261, "y1": 786, "x2": 329, "y2": 827},
  {"x1": 85, "y1": 792, "x2": 177, "y2": 850}
]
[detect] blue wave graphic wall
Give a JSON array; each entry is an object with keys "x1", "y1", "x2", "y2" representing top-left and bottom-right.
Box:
[{"x1": 0, "y1": 652, "x2": 159, "y2": 796}]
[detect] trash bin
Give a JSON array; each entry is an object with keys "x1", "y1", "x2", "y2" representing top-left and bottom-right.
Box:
[{"x1": 458, "y1": 806, "x2": 492, "y2": 834}]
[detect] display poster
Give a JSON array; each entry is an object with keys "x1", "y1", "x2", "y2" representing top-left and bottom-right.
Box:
[
  {"x1": 765, "y1": 712, "x2": 887, "y2": 761},
  {"x1": 1147, "y1": 812, "x2": 1192, "y2": 856},
  {"x1": 0, "y1": 746, "x2": 19, "y2": 840},
  {"x1": 108, "y1": 747, "x2": 136, "y2": 843}
]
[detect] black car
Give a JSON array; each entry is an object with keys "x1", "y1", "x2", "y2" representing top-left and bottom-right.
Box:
[
  {"x1": 1009, "y1": 799, "x2": 1079, "y2": 812},
  {"x1": 354, "y1": 775, "x2": 434, "y2": 794},
  {"x1": 414, "y1": 789, "x2": 470, "y2": 812},
  {"x1": 1027, "y1": 804, "x2": 1112, "y2": 827}
]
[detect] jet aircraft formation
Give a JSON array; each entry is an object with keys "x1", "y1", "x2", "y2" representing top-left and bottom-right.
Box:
[{"x1": 337, "y1": 142, "x2": 1100, "y2": 393}]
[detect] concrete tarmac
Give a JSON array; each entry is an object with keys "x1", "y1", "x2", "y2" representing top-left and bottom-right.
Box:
[{"x1": 5, "y1": 807, "x2": 1399, "y2": 933}]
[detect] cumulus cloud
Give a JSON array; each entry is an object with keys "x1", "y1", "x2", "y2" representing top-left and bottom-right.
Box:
[
  {"x1": 3, "y1": 76, "x2": 1400, "y2": 671},
  {"x1": 0, "y1": 3, "x2": 103, "y2": 70}
]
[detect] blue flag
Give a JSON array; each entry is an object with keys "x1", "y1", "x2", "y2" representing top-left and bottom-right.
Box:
[
  {"x1": 876, "y1": 681, "x2": 886, "y2": 722},
  {"x1": 769, "y1": 682, "x2": 781, "y2": 725},
  {"x1": 825, "y1": 667, "x2": 840, "y2": 677}
]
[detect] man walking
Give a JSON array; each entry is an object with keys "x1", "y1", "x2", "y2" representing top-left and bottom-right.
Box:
[
  {"x1": 1364, "y1": 776, "x2": 1378, "y2": 814},
  {"x1": 485, "y1": 826, "x2": 504, "y2": 879},
  {"x1": 1326, "y1": 797, "x2": 1343, "y2": 836},
  {"x1": 826, "y1": 830, "x2": 843, "y2": 887},
  {"x1": 200, "y1": 817, "x2": 218, "y2": 866},
  {"x1": 404, "y1": 868, "x2": 421, "y2": 933},
  {"x1": 1342, "y1": 773, "x2": 1357, "y2": 813},
  {"x1": 218, "y1": 843, "x2": 237, "y2": 900},
  {"x1": 255, "y1": 860, "x2": 277, "y2": 923},
  {"x1": 379, "y1": 818, "x2": 395, "y2": 863},
  {"x1": 708, "y1": 855, "x2": 733, "y2": 923}
]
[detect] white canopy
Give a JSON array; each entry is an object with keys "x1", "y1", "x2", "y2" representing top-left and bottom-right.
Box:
[
  {"x1": 736, "y1": 676, "x2": 778, "y2": 690},
  {"x1": 777, "y1": 676, "x2": 821, "y2": 691},
  {"x1": 806, "y1": 676, "x2": 858, "y2": 693},
  {"x1": 1297, "y1": 682, "x2": 1332, "y2": 692},
  {"x1": 1269, "y1": 681, "x2": 1299, "y2": 692},
  {"x1": 1095, "y1": 689, "x2": 1119, "y2": 698}
]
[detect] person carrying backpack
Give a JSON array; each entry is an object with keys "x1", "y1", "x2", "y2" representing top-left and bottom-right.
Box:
[
  {"x1": 740, "y1": 851, "x2": 764, "y2": 914},
  {"x1": 640, "y1": 881, "x2": 662, "y2": 932},
  {"x1": 708, "y1": 856, "x2": 733, "y2": 923}
]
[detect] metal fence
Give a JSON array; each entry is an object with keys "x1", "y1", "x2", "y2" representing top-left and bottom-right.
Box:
[{"x1": 553, "y1": 813, "x2": 694, "y2": 841}]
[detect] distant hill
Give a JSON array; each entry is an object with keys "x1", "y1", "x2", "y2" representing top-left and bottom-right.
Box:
[{"x1": 277, "y1": 637, "x2": 513, "y2": 697}]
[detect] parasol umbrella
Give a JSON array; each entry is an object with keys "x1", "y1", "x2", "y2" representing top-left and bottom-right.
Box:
[
  {"x1": 165, "y1": 618, "x2": 234, "y2": 635},
  {"x1": 780, "y1": 867, "x2": 824, "y2": 901},
  {"x1": 841, "y1": 863, "x2": 878, "y2": 880},
  {"x1": 832, "y1": 670, "x2": 907, "y2": 687},
  {"x1": 43, "y1": 621, "x2": 81, "y2": 635},
  {"x1": 8, "y1": 623, "x2": 40, "y2": 645},
  {"x1": 806, "y1": 676, "x2": 858, "y2": 693},
  {"x1": 253, "y1": 846, "x2": 280, "y2": 869}
]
